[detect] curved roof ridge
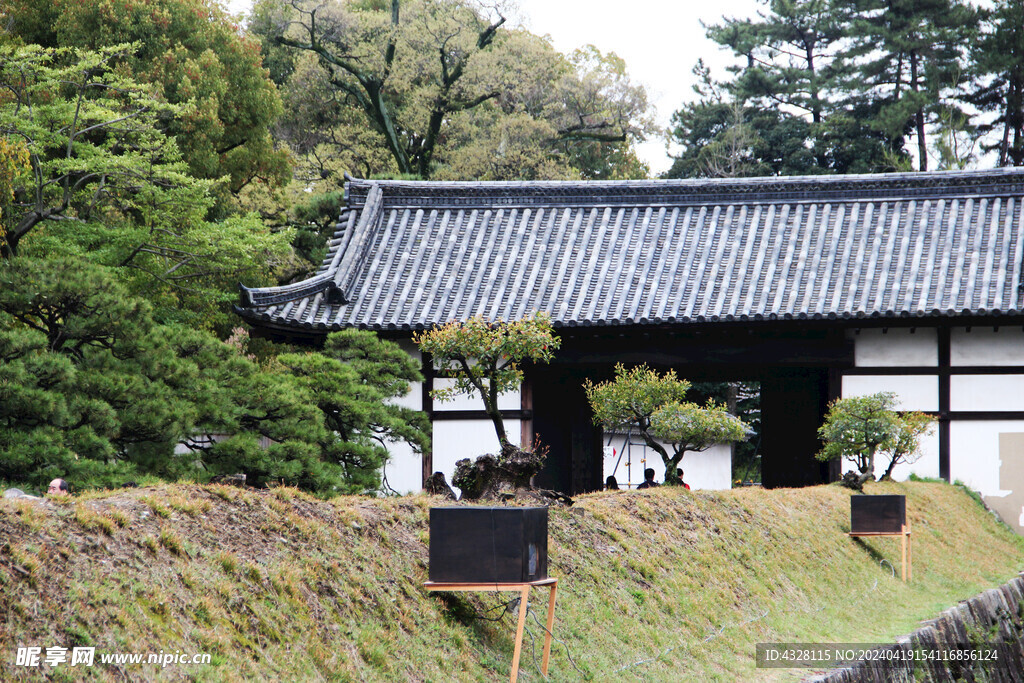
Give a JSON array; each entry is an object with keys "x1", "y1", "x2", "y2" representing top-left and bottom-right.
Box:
[
  {"x1": 344, "y1": 168, "x2": 1024, "y2": 209},
  {"x1": 345, "y1": 167, "x2": 1024, "y2": 190}
]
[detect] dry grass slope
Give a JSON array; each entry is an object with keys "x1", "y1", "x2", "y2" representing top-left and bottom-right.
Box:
[{"x1": 1, "y1": 480, "x2": 1022, "y2": 682}]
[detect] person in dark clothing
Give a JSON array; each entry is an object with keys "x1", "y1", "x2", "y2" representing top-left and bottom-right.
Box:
[
  {"x1": 636, "y1": 468, "x2": 659, "y2": 489},
  {"x1": 605, "y1": 475, "x2": 619, "y2": 491},
  {"x1": 676, "y1": 468, "x2": 691, "y2": 490}
]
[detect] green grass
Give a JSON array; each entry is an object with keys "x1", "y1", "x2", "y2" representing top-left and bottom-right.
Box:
[{"x1": 0, "y1": 480, "x2": 1021, "y2": 681}]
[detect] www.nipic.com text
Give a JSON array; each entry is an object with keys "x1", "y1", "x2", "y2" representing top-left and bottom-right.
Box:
[{"x1": 14, "y1": 647, "x2": 211, "y2": 668}]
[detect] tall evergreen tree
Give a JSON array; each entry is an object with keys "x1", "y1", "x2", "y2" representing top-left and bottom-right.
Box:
[
  {"x1": 705, "y1": 0, "x2": 846, "y2": 124},
  {"x1": 672, "y1": 2, "x2": 892, "y2": 177},
  {"x1": 833, "y1": 0, "x2": 979, "y2": 171},
  {"x1": 966, "y1": 0, "x2": 1024, "y2": 167},
  {"x1": 666, "y1": 61, "x2": 823, "y2": 178}
]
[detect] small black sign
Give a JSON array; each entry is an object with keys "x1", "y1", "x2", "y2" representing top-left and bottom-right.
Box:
[
  {"x1": 851, "y1": 495, "x2": 906, "y2": 534},
  {"x1": 429, "y1": 507, "x2": 548, "y2": 583}
]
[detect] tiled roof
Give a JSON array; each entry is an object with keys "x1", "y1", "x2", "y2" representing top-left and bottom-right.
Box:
[{"x1": 236, "y1": 169, "x2": 1024, "y2": 333}]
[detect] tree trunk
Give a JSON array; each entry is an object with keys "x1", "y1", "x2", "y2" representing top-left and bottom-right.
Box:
[
  {"x1": 485, "y1": 375, "x2": 507, "y2": 447},
  {"x1": 910, "y1": 50, "x2": 928, "y2": 171},
  {"x1": 806, "y1": 44, "x2": 822, "y2": 125},
  {"x1": 664, "y1": 452, "x2": 684, "y2": 485},
  {"x1": 880, "y1": 457, "x2": 899, "y2": 481},
  {"x1": 637, "y1": 426, "x2": 669, "y2": 469},
  {"x1": 1001, "y1": 92, "x2": 1013, "y2": 167},
  {"x1": 1010, "y1": 71, "x2": 1024, "y2": 166},
  {"x1": 487, "y1": 405, "x2": 507, "y2": 447}
]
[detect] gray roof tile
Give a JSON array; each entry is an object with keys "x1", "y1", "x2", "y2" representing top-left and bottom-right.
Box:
[{"x1": 237, "y1": 169, "x2": 1024, "y2": 332}]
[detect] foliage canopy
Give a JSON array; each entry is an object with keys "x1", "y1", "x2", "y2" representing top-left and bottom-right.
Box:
[
  {"x1": 4, "y1": 0, "x2": 291, "y2": 205},
  {"x1": 414, "y1": 314, "x2": 559, "y2": 447},
  {"x1": 669, "y1": 0, "x2": 1005, "y2": 177},
  {"x1": 0, "y1": 257, "x2": 427, "y2": 495},
  {"x1": 253, "y1": 0, "x2": 653, "y2": 182},
  {"x1": 816, "y1": 392, "x2": 934, "y2": 481},
  {"x1": 585, "y1": 364, "x2": 748, "y2": 483},
  {"x1": 0, "y1": 43, "x2": 293, "y2": 330}
]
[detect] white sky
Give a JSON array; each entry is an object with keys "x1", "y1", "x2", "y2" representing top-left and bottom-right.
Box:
[
  {"x1": 508, "y1": 0, "x2": 763, "y2": 174},
  {"x1": 226, "y1": 0, "x2": 763, "y2": 175}
]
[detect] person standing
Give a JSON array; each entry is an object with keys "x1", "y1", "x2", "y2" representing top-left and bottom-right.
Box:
[
  {"x1": 676, "y1": 468, "x2": 691, "y2": 490},
  {"x1": 636, "y1": 468, "x2": 659, "y2": 489}
]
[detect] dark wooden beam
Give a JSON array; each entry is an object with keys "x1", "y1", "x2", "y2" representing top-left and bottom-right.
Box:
[
  {"x1": 938, "y1": 327, "x2": 951, "y2": 481},
  {"x1": 421, "y1": 351, "x2": 433, "y2": 488},
  {"x1": 843, "y1": 365, "x2": 1024, "y2": 375}
]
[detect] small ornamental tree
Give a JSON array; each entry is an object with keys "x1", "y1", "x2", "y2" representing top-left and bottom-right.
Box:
[
  {"x1": 882, "y1": 411, "x2": 935, "y2": 480},
  {"x1": 413, "y1": 314, "x2": 560, "y2": 497},
  {"x1": 585, "y1": 364, "x2": 748, "y2": 484},
  {"x1": 413, "y1": 314, "x2": 560, "y2": 448},
  {"x1": 816, "y1": 392, "x2": 934, "y2": 483},
  {"x1": 650, "y1": 401, "x2": 750, "y2": 479}
]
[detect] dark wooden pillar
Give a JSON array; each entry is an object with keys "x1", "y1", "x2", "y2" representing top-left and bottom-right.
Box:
[
  {"x1": 520, "y1": 374, "x2": 534, "y2": 449},
  {"x1": 529, "y1": 366, "x2": 603, "y2": 496},
  {"x1": 420, "y1": 351, "x2": 433, "y2": 489},
  {"x1": 938, "y1": 327, "x2": 951, "y2": 481},
  {"x1": 760, "y1": 368, "x2": 831, "y2": 488}
]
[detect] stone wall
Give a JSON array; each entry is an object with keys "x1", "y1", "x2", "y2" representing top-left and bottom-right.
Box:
[{"x1": 808, "y1": 574, "x2": 1024, "y2": 683}]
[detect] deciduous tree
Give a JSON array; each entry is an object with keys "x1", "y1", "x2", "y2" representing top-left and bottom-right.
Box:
[
  {"x1": 414, "y1": 313, "x2": 559, "y2": 447},
  {"x1": 0, "y1": 44, "x2": 200, "y2": 259},
  {"x1": 815, "y1": 391, "x2": 934, "y2": 484},
  {"x1": 4, "y1": 0, "x2": 290, "y2": 203},
  {"x1": 585, "y1": 364, "x2": 748, "y2": 483},
  {"x1": 0, "y1": 44, "x2": 293, "y2": 329},
  {"x1": 255, "y1": 0, "x2": 652, "y2": 180}
]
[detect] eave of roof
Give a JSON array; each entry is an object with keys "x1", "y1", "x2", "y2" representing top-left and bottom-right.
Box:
[{"x1": 237, "y1": 168, "x2": 1024, "y2": 335}]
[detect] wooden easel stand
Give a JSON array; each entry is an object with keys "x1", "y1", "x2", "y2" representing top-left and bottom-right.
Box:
[
  {"x1": 424, "y1": 578, "x2": 558, "y2": 683},
  {"x1": 848, "y1": 522, "x2": 912, "y2": 581}
]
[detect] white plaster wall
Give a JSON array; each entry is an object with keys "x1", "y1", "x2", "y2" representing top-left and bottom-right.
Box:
[
  {"x1": 867, "y1": 429, "x2": 940, "y2": 482},
  {"x1": 429, "y1": 377, "x2": 520, "y2": 412},
  {"x1": 950, "y1": 375, "x2": 1024, "y2": 412},
  {"x1": 601, "y1": 433, "x2": 732, "y2": 490},
  {"x1": 381, "y1": 439, "x2": 422, "y2": 494},
  {"x1": 432, "y1": 419, "x2": 522, "y2": 497},
  {"x1": 388, "y1": 340, "x2": 423, "y2": 410},
  {"x1": 853, "y1": 328, "x2": 937, "y2": 367},
  {"x1": 949, "y1": 421, "x2": 1024, "y2": 496},
  {"x1": 952, "y1": 328, "x2": 1024, "y2": 366},
  {"x1": 842, "y1": 375, "x2": 939, "y2": 411},
  {"x1": 376, "y1": 340, "x2": 423, "y2": 493}
]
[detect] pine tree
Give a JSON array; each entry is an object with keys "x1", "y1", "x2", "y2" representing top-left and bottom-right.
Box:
[
  {"x1": 966, "y1": 0, "x2": 1024, "y2": 166},
  {"x1": 674, "y1": 1, "x2": 892, "y2": 176},
  {"x1": 705, "y1": 0, "x2": 846, "y2": 124},
  {"x1": 0, "y1": 257, "x2": 428, "y2": 495},
  {"x1": 833, "y1": 0, "x2": 979, "y2": 171}
]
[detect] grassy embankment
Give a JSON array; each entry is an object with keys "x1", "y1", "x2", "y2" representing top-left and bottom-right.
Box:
[{"x1": 1, "y1": 480, "x2": 1022, "y2": 682}]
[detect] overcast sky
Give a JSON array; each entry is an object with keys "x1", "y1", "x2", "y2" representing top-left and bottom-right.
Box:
[{"x1": 226, "y1": 0, "x2": 763, "y2": 175}]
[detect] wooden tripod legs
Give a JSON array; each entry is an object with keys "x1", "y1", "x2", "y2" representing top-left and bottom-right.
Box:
[
  {"x1": 424, "y1": 578, "x2": 559, "y2": 683},
  {"x1": 510, "y1": 581, "x2": 558, "y2": 682}
]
